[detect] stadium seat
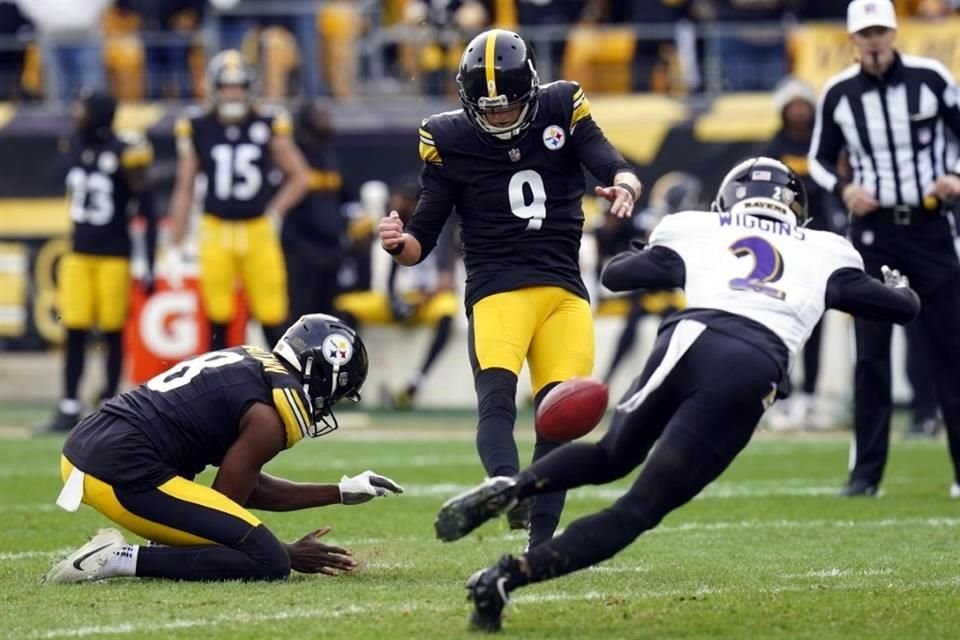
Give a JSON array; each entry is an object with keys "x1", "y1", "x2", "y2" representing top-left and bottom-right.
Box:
[{"x1": 562, "y1": 26, "x2": 635, "y2": 94}]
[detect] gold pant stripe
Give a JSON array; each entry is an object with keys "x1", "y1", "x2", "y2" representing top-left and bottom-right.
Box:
[{"x1": 60, "y1": 455, "x2": 260, "y2": 546}]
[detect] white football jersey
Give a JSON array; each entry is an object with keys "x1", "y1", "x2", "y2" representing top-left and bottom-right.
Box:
[{"x1": 649, "y1": 209, "x2": 864, "y2": 356}]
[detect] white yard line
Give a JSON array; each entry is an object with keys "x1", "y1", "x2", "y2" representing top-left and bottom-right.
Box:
[
  {"x1": 7, "y1": 516, "x2": 960, "y2": 564},
  {"x1": 22, "y1": 578, "x2": 960, "y2": 639}
]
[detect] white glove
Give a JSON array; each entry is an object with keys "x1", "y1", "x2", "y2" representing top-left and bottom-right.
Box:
[
  {"x1": 161, "y1": 245, "x2": 186, "y2": 290},
  {"x1": 338, "y1": 470, "x2": 404, "y2": 505},
  {"x1": 881, "y1": 265, "x2": 910, "y2": 289}
]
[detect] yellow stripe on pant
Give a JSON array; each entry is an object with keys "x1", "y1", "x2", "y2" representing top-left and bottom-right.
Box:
[
  {"x1": 59, "y1": 455, "x2": 260, "y2": 546},
  {"x1": 471, "y1": 286, "x2": 594, "y2": 394}
]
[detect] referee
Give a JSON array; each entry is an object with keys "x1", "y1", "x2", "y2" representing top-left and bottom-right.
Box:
[{"x1": 809, "y1": 0, "x2": 960, "y2": 498}]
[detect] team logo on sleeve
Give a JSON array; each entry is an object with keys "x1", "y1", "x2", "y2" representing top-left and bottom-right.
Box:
[
  {"x1": 322, "y1": 334, "x2": 353, "y2": 366},
  {"x1": 542, "y1": 125, "x2": 566, "y2": 150}
]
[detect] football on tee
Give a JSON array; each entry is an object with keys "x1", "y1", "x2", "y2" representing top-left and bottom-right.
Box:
[{"x1": 535, "y1": 378, "x2": 609, "y2": 441}]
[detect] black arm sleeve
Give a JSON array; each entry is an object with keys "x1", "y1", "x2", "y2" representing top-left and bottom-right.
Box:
[
  {"x1": 572, "y1": 117, "x2": 635, "y2": 186},
  {"x1": 601, "y1": 243, "x2": 686, "y2": 292},
  {"x1": 824, "y1": 268, "x2": 920, "y2": 324},
  {"x1": 404, "y1": 164, "x2": 456, "y2": 264}
]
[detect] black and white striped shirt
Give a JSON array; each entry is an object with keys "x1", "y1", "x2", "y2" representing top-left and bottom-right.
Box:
[{"x1": 809, "y1": 53, "x2": 960, "y2": 208}]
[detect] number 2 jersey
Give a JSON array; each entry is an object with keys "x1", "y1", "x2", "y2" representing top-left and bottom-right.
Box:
[
  {"x1": 175, "y1": 106, "x2": 292, "y2": 220},
  {"x1": 406, "y1": 80, "x2": 634, "y2": 312},
  {"x1": 67, "y1": 133, "x2": 153, "y2": 257},
  {"x1": 602, "y1": 209, "x2": 920, "y2": 385},
  {"x1": 63, "y1": 346, "x2": 312, "y2": 487}
]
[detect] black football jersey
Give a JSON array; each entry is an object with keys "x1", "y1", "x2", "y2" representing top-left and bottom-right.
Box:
[
  {"x1": 66, "y1": 133, "x2": 152, "y2": 256},
  {"x1": 175, "y1": 107, "x2": 291, "y2": 220},
  {"x1": 85, "y1": 345, "x2": 312, "y2": 478},
  {"x1": 406, "y1": 81, "x2": 634, "y2": 311}
]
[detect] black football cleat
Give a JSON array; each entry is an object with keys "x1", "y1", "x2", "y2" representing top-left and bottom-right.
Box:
[
  {"x1": 837, "y1": 479, "x2": 878, "y2": 497},
  {"x1": 37, "y1": 410, "x2": 80, "y2": 434},
  {"x1": 505, "y1": 497, "x2": 531, "y2": 531},
  {"x1": 466, "y1": 556, "x2": 514, "y2": 633},
  {"x1": 436, "y1": 477, "x2": 519, "y2": 542}
]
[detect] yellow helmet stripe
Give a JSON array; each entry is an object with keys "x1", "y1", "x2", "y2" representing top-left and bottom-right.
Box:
[{"x1": 484, "y1": 31, "x2": 498, "y2": 98}]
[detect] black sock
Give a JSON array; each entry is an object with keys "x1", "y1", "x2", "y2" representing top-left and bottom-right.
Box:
[
  {"x1": 64, "y1": 329, "x2": 87, "y2": 404},
  {"x1": 418, "y1": 315, "x2": 453, "y2": 380},
  {"x1": 474, "y1": 368, "x2": 520, "y2": 477},
  {"x1": 261, "y1": 323, "x2": 285, "y2": 349},
  {"x1": 528, "y1": 383, "x2": 566, "y2": 545},
  {"x1": 136, "y1": 525, "x2": 290, "y2": 582},
  {"x1": 605, "y1": 313, "x2": 640, "y2": 382},
  {"x1": 210, "y1": 322, "x2": 228, "y2": 351},
  {"x1": 102, "y1": 331, "x2": 123, "y2": 399}
]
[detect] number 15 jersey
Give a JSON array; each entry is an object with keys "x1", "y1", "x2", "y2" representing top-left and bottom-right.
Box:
[{"x1": 406, "y1": 81, "x2": 634, "y2": 312}]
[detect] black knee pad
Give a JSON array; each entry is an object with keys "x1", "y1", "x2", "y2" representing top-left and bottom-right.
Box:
[{"x1": 241, "y1": 525, "x2": 291, "y2": 581}]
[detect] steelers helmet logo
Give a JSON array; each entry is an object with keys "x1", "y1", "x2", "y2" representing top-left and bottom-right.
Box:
[
  {"x1": 321, "y1": 333, "x2": 353, "y2": 367},
  {"x1": 542, "y1": 125, "x2": 565, "y2": 150}
]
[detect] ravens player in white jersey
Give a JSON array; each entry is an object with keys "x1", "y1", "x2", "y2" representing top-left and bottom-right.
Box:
[
  {"x1": 433, "y1": 157, "x2": 921, "y2": 632},
  {"x1": 379, "y1": 29, "x2": 643, "y2": 548},
  {"x1": 43, "y1": 314, "x2": 403, "y2": 584},
  {"x1": 167, "y1": 50, "x2": 309, "y2": 351}
]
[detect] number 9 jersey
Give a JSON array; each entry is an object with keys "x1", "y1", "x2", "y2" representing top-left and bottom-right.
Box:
[{"x1": 407, "y1": 80, "x2": 634, "y2": 311}]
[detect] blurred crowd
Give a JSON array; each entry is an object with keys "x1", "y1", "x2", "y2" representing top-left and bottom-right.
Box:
[{"x1": 2, "y1": 0, "x2": 960, "y2": 103}]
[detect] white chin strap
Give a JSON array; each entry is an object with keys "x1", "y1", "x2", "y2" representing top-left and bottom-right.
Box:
[{"x1": 218, "y1": 101, "x2": 249, "y2": 119}]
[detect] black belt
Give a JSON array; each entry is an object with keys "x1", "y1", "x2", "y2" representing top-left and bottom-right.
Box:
[{"x1": 874, "y1": 205, "x2": 939, "y2": 226}]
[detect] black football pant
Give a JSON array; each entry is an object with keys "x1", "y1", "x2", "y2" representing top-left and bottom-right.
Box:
[
  {"x1": 506, "y1": 321, "x2": 779, "y2": 586},
  {"x1": 850, "y1": 215, "x2": 960, "y2": 487},
  {"x1": 114, "y1": 484, "x2": 290, "y2": 582},
  {"x1": 283, "y1": 238, "x2": 341, "y2": 322}
]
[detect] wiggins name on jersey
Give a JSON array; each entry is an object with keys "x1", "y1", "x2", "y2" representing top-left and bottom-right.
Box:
[
  {"x1": 64, "y1": 345, "x2": 312, "y2": 487},
  {"x1": 175, "y1": 106, "x2": 292, "y2": 220},
  {"x1": 67, "y1": 133, "x2": 153, "y2": 256},
  {"x1": 408, "y1": 80, "x2": 634, "y2": 311}
]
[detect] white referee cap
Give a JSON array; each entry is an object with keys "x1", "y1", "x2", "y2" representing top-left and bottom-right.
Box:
[{"x1": 847, "y1": 0, "x2": 898, "y2": 34}]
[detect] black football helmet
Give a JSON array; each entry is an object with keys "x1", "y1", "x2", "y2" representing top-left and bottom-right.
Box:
[
  {"x1": 206, "y1": 49, "x2": 255, "y2": 120},
  {"x1": 712, "y1": 156, "x2": 808, "y2": 225},
  {"x1": 457, "y1": 29, "x2": 539, "y2": 141},
  {"x1": 273, "y1": 314, "x2": 369, "y2": 437}
]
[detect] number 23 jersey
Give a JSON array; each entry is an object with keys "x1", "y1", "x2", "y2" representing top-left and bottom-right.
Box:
[
  {"x1": 408, "y1": 81, "x2": 634, "y2": 311},
  {"x1": 649, "y1": 210, "x2": 863, "y2": 357}
]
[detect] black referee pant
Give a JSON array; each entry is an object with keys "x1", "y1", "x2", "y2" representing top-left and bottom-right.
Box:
[{"x1": 849, "y1": 209, "x2": 960, "y2": 487}]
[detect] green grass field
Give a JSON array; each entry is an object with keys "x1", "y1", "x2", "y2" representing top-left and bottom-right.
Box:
[{"x1": 1, "y1": 408, "x2": 958, "y2": 639}]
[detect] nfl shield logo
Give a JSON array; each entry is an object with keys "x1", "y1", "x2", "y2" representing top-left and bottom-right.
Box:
[{"x1": 508, "y1": 148, "x2": 521, "y2": 162}]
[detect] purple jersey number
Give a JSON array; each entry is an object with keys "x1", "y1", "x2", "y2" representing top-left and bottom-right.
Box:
[{"x1": 728, "y1": 236, "x2": 786, "y2": 300}]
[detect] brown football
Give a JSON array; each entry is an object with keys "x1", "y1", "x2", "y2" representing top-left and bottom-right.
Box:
[{"x1": 535, "y1": 378, "x2": 609, "y2": 441}]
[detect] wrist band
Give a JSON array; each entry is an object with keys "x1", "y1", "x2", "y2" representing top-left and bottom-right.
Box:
[
  {"x1": 384, "y1": 241, "x2": 406, "y2": 256},
  {"x1": 616, "y1": 182, "x2": 637, "y2": 201}
]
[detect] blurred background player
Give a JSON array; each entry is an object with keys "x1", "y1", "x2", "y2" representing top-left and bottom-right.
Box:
[
  {"x1": 379, "y1": 29, "x2": 642, "y2": 548},
  {"x1": 41, "y1": 90, "x2": 158, "y2": 433},
  {"x1": 595, "y1": 171, "x2": 694, "y2": 385},
  {"x1": 44, "y1": 314, "x2": 404, "y2": 584},
  {"x1": 336, "y1": 176, "x2": 458, "y2": 410},
  {"x1": 282, "y1": 101, "x2": 346, "y2": 322},
  {"x1": 167, "y1": 49, "x2": 309, "y2": 351}
]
